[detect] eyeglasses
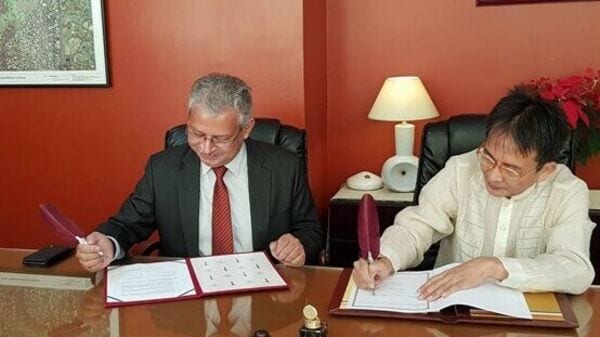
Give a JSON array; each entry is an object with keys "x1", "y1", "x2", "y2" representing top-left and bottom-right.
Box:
[
  {"x1": 185, "y1": 126, "x2": 243, "y2": 147},
  {"x1": 477, "y1": 146, "x2": 536, "y2": 182}
]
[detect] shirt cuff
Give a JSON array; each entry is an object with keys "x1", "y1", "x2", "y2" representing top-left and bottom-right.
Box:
[
  {"x1": 497, "y1": 257, "x2": 525, "y2": 289},
  {"x1": 380, "y1": 242, "x2": 406, "y2": 273},
  {"x1": 107, "y1": 236, "x2": 125, "y2": 260}
]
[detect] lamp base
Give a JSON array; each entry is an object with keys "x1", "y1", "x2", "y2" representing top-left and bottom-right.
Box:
[{"x1": 381, "y1": 155, "x2": 419, "y2": 192}]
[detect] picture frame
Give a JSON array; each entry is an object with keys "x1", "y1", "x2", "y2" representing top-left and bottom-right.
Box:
[
  {"x1": 0, "y1": 0, "x2": 109, "y2": 87},
  {"x1": 477, "y1": 0, "x2": 600, "y2": 5}
]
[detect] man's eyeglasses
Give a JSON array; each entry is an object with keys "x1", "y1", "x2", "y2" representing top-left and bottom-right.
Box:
[
  {"x1": 477, "y1": 147, "x2": 536, "y2": 182},
  {"x1": 185, "y1": 126, "x2": 243, "y2": 147}
]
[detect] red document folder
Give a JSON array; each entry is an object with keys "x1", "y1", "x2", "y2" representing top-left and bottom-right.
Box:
[
  {"x1": 328, "y1": 269, "x2": 578, "y2": 329},
  {"x1": 104, "y1": 251, "x2": 288, "y2": 308}
]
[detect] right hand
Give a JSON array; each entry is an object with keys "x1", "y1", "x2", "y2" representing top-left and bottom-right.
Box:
[
  {"x1": 352, "y1": 256, "x2": 394, "y2": 289},
  {"x1": 76, "y1": 232, "x2": 114, "y2": 272},
  {"x1": 269, "y1": 233, "x2": 306, "y2": 267}
]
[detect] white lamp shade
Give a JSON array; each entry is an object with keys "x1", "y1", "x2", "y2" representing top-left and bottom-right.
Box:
[{"x1": 368, "y1": 76, "x2": 439, "y2": 122}]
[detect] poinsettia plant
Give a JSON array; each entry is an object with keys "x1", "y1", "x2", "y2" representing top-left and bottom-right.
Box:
[{"x1": 528, "y1": 68, "x2": 600, "y2": 165}]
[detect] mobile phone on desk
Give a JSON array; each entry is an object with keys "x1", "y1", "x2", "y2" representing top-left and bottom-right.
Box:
[{"x1": 22, "y1": 245, "x2": 74, "y2": 267}]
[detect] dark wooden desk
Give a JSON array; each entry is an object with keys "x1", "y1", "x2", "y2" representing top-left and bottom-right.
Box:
[{"x1": 1, "y1": 248, "x2": 600, "y2": 336}]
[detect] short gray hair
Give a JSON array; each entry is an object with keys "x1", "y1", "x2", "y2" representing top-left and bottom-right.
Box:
[{"x1": 187, "y1": 73, "x2": 253, "y2": 126}]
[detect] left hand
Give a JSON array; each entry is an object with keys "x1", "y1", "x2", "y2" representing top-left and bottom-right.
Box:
[
  {"x1": 269, "y1": 233, "x2": 305, "y2": 267},
  {"x1": 418, "y1": 257, "x2": 508, "y2": 302}
]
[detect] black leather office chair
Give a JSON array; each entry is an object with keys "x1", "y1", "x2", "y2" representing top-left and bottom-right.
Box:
[
  {"x1": 134, "y1": 118, "x2": 308, "y2": 256},
  {"x1": 165, "y1": 118, "x2": 307, "y2": 173},
  {"x1": 412, "y1": 114, "x2": 576, "y2": 269}
]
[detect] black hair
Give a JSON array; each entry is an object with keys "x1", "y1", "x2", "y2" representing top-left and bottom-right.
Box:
[{"x1": 485, "y1": 86, "x2": 569, "y2": 168}]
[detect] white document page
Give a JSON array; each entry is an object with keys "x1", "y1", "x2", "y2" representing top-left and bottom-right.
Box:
[
  {"x1": 106, "y1": 260, "x2": 196, "y2": 304},
  {"x1": 346, "y1": 263, "x2": 532, "y2": 319},
  {"x1": 190, "y1": 252, "x2": 286, "y2": 294},
  {"x1": 349, "y1": 271, "x2": 430, "y2": 312}
]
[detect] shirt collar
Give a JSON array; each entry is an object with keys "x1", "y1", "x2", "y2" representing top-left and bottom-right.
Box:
[
  {"x1": 200, "y1": 143, "x2": 247, "y2": 177},
  {"x1": 508, "y1": 181, "x2": 537, "y2": 201}
]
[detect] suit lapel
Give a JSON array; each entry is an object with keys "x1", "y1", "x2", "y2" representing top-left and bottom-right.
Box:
[
  {"x1": 178, "y1": 148, "x2": 200, "y2": 256},
  {"x1": 247, "y1": 141, "x2": 271, "y2": 250}
]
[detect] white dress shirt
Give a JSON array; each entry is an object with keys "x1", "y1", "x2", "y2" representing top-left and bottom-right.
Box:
[
  {"x1": 380, "y1": 150, "x2": 596, "y2": 294},
  {"x1": 110, "y1": 144, "x2": 253, "y2": 259}
]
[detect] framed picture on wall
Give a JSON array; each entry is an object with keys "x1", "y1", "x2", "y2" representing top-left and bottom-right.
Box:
[
  {"x1": 477, "y1": 0, "x2": 600, "y2": 5},
  {"x1": 0, "y1": 0, "x2": 109, "y2": 87}
]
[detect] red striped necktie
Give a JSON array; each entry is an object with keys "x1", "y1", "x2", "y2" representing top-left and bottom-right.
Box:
[{"x1": 212, "y1": 166, "x2": 234, "y2": 255}]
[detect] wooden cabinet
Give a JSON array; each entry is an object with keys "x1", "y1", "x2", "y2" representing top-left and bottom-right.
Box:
[{"x1": 325, "y1": 185, "x2": 413, "y2": 267}]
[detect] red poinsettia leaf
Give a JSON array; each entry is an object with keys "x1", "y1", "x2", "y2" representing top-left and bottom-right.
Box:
[
  {"x1": 561, "y1": 100, "x2": 583, "y2": 128},
  {"x1": 551, "y1": 84, "x2": 567, "y2": 98},
  {"x1": 558, "y1": 76, "x2": 584, "y2": 88},
  {"x1": 540, "y1": 90, "x2": 556, "y2": 100},
  {"x1": 578, "y1": 108, "x2": 590, "y2": 127}
]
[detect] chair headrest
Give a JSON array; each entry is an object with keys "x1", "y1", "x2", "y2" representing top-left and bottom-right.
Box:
[
  {"x1": 414, "y1": 114, "x2": 575, "y2": 203},
  {"x1": 164, "y1": 118, "x2": 307, "y2": 172}
]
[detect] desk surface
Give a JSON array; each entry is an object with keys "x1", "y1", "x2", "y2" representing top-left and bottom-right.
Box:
[{"x1": 1, "y1": 248, "x2": 599, "y2": 337}]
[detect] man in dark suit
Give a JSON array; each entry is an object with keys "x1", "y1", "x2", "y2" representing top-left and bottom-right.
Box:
[{"x1": 77, "y1": 73, "x2": 324, "y2": 272}]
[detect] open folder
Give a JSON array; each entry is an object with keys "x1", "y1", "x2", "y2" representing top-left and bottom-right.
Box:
[
  {"x1": 329, "y1": 269, "x2": 578, "y2": 328},
  {"x1": 105, "y1": 251, "x2": 287, "y2": 307}
]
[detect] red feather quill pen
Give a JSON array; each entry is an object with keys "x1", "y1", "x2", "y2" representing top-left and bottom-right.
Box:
[
  {"x1": 357, "y1": 194, "x2": 380, "y2": 263},
  {"x1": 39, "y1": 203, "x2": 87, "y2": 247}
]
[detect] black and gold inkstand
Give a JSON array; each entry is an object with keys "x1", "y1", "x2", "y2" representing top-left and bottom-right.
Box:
[{"x1": 299, "y1": 304, "x2": 327, "y2": 337}]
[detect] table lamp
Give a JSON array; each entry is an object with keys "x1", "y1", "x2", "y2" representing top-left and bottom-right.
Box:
[{"x1": 368, "y1": 76, "x2": 439, "y2": 192}]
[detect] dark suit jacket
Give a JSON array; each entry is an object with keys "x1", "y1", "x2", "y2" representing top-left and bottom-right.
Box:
[{"x1": 97, "y1": 139, "x2": 324, "y2": 264}]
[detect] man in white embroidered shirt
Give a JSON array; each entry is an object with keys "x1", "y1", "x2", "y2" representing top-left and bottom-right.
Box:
[{"x1": 353, "y1": 86, "x2": 596, "y2": 299}]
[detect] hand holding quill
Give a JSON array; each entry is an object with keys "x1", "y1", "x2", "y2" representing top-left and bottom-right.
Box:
[{"x1": 39, "y1": 203, "x2": 105, "y2": 257}]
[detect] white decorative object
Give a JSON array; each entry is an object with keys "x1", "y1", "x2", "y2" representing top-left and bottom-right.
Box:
[
  {"x1": 381, "y1": 156, "x2": 419, "y2": 192},
  {"x1": 368, "y1": 76, "x2": 439, "y2": 192},
  {"x1": 346, "y1": 171, "x2": 383, "y2": 191}
]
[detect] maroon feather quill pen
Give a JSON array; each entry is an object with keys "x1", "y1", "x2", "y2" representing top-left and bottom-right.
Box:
[
  {"x1": 357, "y1": 194, "x2": 380, "y2": 262},
  {"x1": 39, "y1": 203, "x2": 87, "y2": 247}
]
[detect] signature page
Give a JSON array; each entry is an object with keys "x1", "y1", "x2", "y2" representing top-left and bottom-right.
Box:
[
  {"x1": 106, "y1": 260, "x2": 196, "y2": 304},
  {"x1": 347, "y1": 271, "x2": 431, "y2": 312},
  {"x1": 190, "y1": 252, "x2": 287, "y2": 294}
]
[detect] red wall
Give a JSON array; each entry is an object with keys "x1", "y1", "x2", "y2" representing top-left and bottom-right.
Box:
[
  {"x1": 326, "y1": 0, "x2": 600, "y2": 199},
  {"x1": 303, "y1": 0, "x2": 328, "y2": 216},
  {"x1": 0, "y1": 0, "x2": 308, "y2": 249}
]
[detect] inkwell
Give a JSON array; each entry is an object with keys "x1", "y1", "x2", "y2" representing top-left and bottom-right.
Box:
[{"x1": 299, "y1": 304, "x2": 327, "y2": 337}]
